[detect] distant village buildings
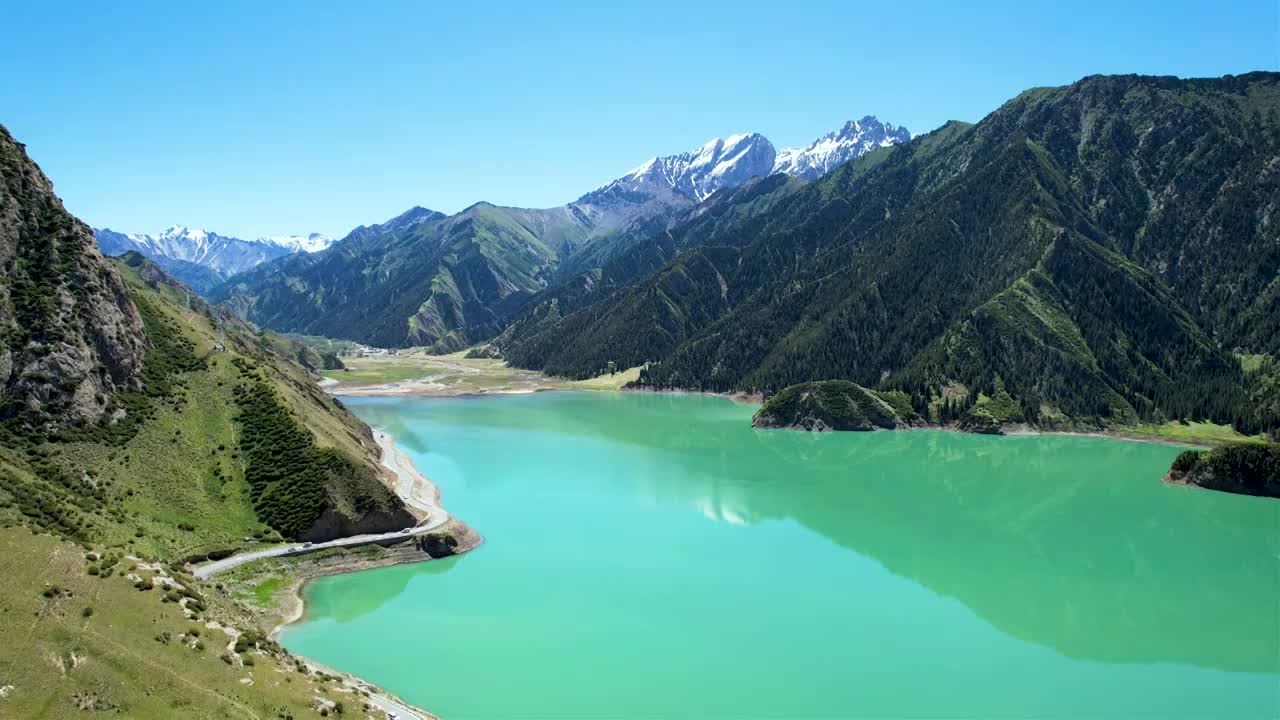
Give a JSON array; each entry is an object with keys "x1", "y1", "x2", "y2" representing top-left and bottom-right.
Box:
[{"x1": 344, "y1": 345, "x2": 399, "y2": 359}]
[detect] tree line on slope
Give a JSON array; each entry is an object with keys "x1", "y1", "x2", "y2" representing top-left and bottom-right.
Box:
[{"x1": 492, "y1": 73, "x2": 1280, "y2": 436}]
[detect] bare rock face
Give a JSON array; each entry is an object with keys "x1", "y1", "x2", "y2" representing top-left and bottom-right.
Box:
[
  {"x1": 0, "y1": 124, "x2": 145, "y2": 430},
  {"x1": 299, "y1": 505, "x2": 417, "y2": 543}
]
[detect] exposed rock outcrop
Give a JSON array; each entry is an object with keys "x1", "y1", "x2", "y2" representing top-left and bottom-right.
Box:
[
  {"x1": 0, "y1": 124, "x2": 145, "y2": 431},
  {"x1": 300, "y1": 506, "x2": 417, "y2": 543}
]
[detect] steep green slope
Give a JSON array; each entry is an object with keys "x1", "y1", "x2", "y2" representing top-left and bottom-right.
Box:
[
  {"x1": 0, "y1": 527, "x2": 399, "y2": 719},
  {"x1": 0, "y1": 126, "x2": 423, "y2": 717},
  {"x1": 0, "y1": 247, "x2": 412, "y2": 552},
  {"x1": 500, "y1": 73, "x2": 1280, "y2": 435},
  {"x1": 110, "y1": 253, "x2": 413, "y2": 544},
  {"x1": 493, "y1": 173, "x2": 808, "y2": 370},
  {"x1": 211, "y1": 152, "x2": 754, "y2": 352},
  {"x1": 213, "y1": 202, "x2": 594, "y2": 351}
]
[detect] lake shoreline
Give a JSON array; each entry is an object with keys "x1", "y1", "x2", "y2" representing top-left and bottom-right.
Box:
[
  {"x1": 263, "y1": 426, "x2": 482, "y2": 720},
  {"x1": 267, "y1": 520, "x2": 484, "y2": 642},
  {"x1": 284, "y1": 389, "x2": 1276, "y2": 718},
  {"x1": 350, "y1": 388, "x2": 1225, "y2": 452},
  {"x1": 291, "y1": 382, "x2": 1211, "y2": 716},
  {"x1": 330, "y1": 372, "x2": 1231, "y2": 448}
]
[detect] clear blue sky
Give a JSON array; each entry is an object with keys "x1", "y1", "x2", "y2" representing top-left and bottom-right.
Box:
[{"x1": 2, "y1": 1, "x2": 1276, "y2": 239}]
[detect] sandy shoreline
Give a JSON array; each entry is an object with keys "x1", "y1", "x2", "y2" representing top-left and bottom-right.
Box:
[
  {"x1": 333, "y1": 382, "x2": 555, "y2": 398},
  {"x1": 614, "y1": 383, "x2": 764, "y2": 405},
  {"x1": 998, "y1": 426, "x2": 1216, "y2": 448},
  {"x1": 373, "y1": 428, "x2": 445, "y2": 514},
  {"x1": 330, "y1": 374, "x2": 767, "y2": 405}
]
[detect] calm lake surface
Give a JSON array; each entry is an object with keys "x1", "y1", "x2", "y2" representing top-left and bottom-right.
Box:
[{"x1": 283, "y1": 392, "x2": 1280, "y2": 719}]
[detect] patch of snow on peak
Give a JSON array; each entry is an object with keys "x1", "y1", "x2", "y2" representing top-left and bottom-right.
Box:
[
  {"x1": 260, "y1": 233, "x2": 334, "y2": 253},
  {"x1": 773, "y1": 115, "x2": 911, "y2": 181}
]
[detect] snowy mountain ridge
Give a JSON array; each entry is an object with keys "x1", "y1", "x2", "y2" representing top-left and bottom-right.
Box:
[
  {"x1": 118, "y1": 225, "x2": 334, "y2": 257},
  {"x1": 587, "y1": 115, "x2": 910, "y2": 206},
  {"x1": 94, "y1": 225, "x2": 334, "y2": 294},
  {"x1": 773, "y1": 116, "x2": 911, "y2": 179}
]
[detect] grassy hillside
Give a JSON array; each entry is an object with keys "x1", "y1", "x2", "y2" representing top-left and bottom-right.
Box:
[
  {"x1": 497, "y1": 73, "x2": 1280, "y2": 437},
  {"x1": 1, "y1": 254, "x2": 411, "y2": 555},
  {"x1": 0, "y1": 528, "x2": 390, "y2": 719},
  {"x1": 0, "y1": 124, "x2": 423, "y2": 717},
  {"x1": 0, "y1": 271, "x2": 414, "y2": 715}
]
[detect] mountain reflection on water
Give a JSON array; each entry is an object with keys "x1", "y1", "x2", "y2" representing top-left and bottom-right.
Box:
[{"x1": 333, "y1": 392, "x2": 1280, "y2": 674}]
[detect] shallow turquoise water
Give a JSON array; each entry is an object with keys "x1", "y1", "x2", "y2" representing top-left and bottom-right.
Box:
[{"x1": 283, "y1": 392, "x2": 1280, "y2": 719}]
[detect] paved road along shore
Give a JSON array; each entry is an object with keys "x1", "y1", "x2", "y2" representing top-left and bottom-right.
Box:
[
  {"x1": 192, "y1": 514, "x2": 449, "y2": 579},
  {"x1": 193, "y1": 428, "x2": 451, "y2": 579}
]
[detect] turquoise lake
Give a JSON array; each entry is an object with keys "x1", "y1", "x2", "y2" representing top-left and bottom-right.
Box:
[{"x1": 282, "y1": 391, "x2": 1280, "y2": 719}]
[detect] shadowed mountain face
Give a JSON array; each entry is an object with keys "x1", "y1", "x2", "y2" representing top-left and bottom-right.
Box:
[{"x1": 498, "y1": 73, "x2": 1280, "y2": 434}]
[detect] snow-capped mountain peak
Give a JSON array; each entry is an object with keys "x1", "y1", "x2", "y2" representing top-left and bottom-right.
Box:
[
  {"x1": 115, "y1": 225, "x2": 333, "y2": 256},
  {"x1": 262, "y1": 232, "x2": 333, "y2": 253},
  {"x1": 585, "y1": 116, "x2": 911, "y2": 214},
  {"x1": 606, "y1": 132, "x2": 777, "y2": 203},
  {"x1": 773, "y1": 115, "x2": 911, "y2": 180},
  {"x1": 94, "y1": 224, "x2": 336, "y2": 295}
]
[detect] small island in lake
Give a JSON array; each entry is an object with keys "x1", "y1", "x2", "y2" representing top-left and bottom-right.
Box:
[{"x1": 1166, "y1": 443, "x2": 1280, "y2": 499}]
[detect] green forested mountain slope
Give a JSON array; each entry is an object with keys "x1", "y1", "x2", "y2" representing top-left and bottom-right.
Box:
[
  {"x1": 0, "y1": 125, "x2": 420, "y2": 718},
  {"x1": 0, "y1": 123, "x2": 410, "y2": 547},
  {"x1": 212, "y1": 202, "x2": 592, "y2": 350},
  {"x1": 499, "y1": 73, "x2": 1280, "y2": 433},
  {"x1": 210, "y1": 167, "x2": 711, "y2": 352}
]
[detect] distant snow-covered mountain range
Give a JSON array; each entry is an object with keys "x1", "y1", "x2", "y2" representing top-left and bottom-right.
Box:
[
  {"x1": 581, "y1": 115, "x2": 909, "y2": 206},
  {"x1": 94, "y1": 225, "x2": 334, "y2": 293},
  {"x1": 96, "y1": 114, "x2": 908, "y2": 298}
]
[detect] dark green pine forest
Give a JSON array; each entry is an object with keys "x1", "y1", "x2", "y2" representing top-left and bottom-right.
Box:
[{"x1": 493, "y1": 73, "x2": 1280, "y2": 435}]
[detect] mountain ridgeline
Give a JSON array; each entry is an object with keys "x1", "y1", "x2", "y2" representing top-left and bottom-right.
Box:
[
  {"x1": 494, "y1": 73, "x2": 1280, "y2": 435},
  {"x1": 95, "y1": 225, "x2": 334, "y2": 294},
  {"x1": 208, "y1": 117, "x2": 910, "y2": 351}
]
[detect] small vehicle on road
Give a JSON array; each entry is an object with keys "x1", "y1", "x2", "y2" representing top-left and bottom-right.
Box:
[
  {"x1": 399, "y1": 527, "x2": 412, "y2": 534},
  {"x1": 302, "y1": 542, "x2": 314, "y2": 548}
]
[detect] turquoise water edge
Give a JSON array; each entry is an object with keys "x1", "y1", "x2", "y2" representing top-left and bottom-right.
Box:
[{"x1": 282, "y1": 392, "x2": 1280, "y2": 720}]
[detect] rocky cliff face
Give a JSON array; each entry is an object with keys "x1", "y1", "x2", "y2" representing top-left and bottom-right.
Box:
[{"x1": 0, "y1": 124, "x2": 145, "y2": 431}]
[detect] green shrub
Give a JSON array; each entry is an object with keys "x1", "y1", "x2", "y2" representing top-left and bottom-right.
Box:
[{"x1": 1171, "y1": 450, "x2": 1204, "y2": 473}]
